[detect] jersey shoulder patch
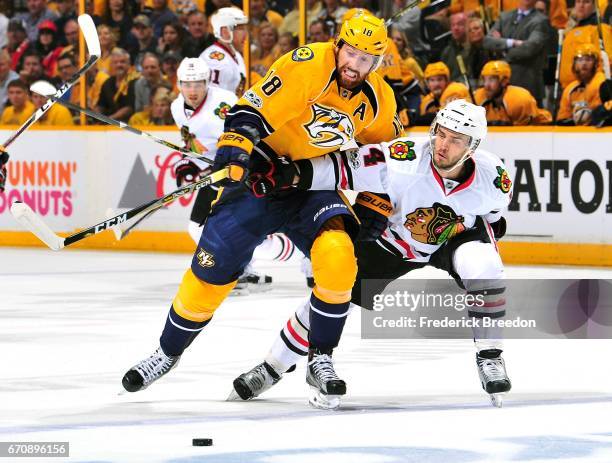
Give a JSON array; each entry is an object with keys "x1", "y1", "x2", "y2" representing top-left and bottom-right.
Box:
[
  {"x1": 214, "y1": 101, "x2": 231, "y2": 119},
  {"x1": 209, "y1": 50, "x2": 225, "y2": 61},
  {"x1": 292, "y1": 46, "x2": 314, "y2": 62},
  {"x1": 492, "y1": 165, "x2": 512, "y2": 194},
  {"x1": 388, "y1": 139, "x2": 417, "y2": 161}
]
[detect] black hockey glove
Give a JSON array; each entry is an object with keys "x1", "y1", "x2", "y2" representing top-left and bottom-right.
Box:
[
  {"x1": 0, "y1": 150, "x2": 9, "y2": 192},
  {"x1": 213, "y1": 126, "x2": 259, "y2": 183},
  {"x1": 245, "y1": 155, "x2": 299, "y2": 198},
  {"x1": 353, "y1": 192, "x2": 393, "y2": 241},
  {"x1": 174, "y1": 157, "x2": 202, "y2": 187}
]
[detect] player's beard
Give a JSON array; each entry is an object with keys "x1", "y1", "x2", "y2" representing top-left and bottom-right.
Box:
[{"x1": 337, "y1": 64, "x2": 368, "y2": 90}]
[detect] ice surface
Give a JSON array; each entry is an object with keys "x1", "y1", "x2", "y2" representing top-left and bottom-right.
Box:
[{"x1": 1, "y1": 248, "x2": 612, "y2": 462}]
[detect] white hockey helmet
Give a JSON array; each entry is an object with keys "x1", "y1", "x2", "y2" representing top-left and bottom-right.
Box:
[
  {"x1": 177, "y1": 57, "x2": 210, "y2": 83},
  {"x1": 211, "y1": 7, "x2": 248, "y2": 43},
  {"x1": 430, "y1": 99, "x2": 488, "y2": 153}
]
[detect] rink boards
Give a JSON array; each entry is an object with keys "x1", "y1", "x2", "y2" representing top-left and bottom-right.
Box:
[{"x1": 0, "y1": 126, "x2": 610, "y2": 265}]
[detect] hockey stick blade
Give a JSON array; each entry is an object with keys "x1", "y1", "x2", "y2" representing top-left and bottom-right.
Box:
[
  {"x1": 77, "y1": 14, "x2": 101, "y2": 57},
  {"x1": 10, "y1": 202, "x2": 65, "y2": 251}
]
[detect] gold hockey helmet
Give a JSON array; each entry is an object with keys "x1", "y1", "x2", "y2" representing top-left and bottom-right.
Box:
[
  {"x1": 481, "y1": 60, "x2": 512, "y2": 80},
  {"x1": 335, "y1": 8, "x2": 388, "y2": 62},
  {"x1": 424, "y1": 62, "x2": 451, "y2": 80}
]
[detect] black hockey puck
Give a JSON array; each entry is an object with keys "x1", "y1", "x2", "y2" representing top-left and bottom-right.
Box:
[{"x1": 192, "y1": 438, "x2": 213, "y2": 446}]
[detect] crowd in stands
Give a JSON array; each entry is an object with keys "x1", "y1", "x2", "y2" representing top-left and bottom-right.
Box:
[{"x1": 0, "y1": 0, "x2": 610, "y2": 127}]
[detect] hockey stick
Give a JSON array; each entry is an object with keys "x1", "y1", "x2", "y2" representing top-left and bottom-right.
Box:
[
  {"x1": 552, "y1": 29, "x2": 564, "y2": 123},
  {"x1": 10, "y1": 167, "x2": 230, "y2": 250},
  {"x1": 594, "y1": 0, "x2": 611, "y2": 79},
  {"x1": 29, "y1": 82, "x2": 211, "y2": 163},
  {"x1": 385, "y1": 0, "x2": 447, "y2": 26},
  {"x1": 0, "y1": 15, "x2": 100, "y2": 152},
  {"x1": 456, "y1": 55, "x2": 476, "y2": 103},
  {"x1": 107, "y1": 207, "x2": 159, "y2": 240}
]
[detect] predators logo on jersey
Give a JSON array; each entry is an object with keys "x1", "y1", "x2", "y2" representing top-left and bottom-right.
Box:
[
  {"x1": 389, "y1": 140, "x2": 416, "y2": 161},
  {"x1": 404, "y1": 203, "x2": 465, "y2": 245},
  {"x1": 303, "y1": 104, "x2": 354, "y2": 148},
  {"x1": 493, "y1": 166, "x2": 512, "y2": 193},
  {"x1": 292, "y1": 47, "x2": 314, "y2": 62}
]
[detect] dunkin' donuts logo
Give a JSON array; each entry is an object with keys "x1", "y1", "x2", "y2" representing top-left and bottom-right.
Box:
[{"x1": 0, "y1": 160, "x2": 77, "y2": 216}]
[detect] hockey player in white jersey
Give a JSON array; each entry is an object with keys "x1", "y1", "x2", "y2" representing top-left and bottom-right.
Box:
[
  {"x1": 200, "y1": 7, "x2": 248, "y2": 96},
  {"x1": 172, "y1": 57, "x2": 296, "y2": 292},
  {"x1": 230, "y1": 100, "x2": 513, "y2": 408}
]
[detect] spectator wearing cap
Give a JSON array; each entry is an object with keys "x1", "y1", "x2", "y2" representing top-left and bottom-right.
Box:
[
  {"x1": 14, "y1": 0, "x2": 59, "y2": 42},
  {"x1": 484, "y1": 0, "x2": 549, "y2": 104},
  {"x1": 417, "y1": 62, "x2": 471, "y2": 125},
  {"x1": 96, "y1": 24, "x2": 119, "y2": 75},
  {"x1": 0, "y1": 12, "x2": 8, "y2": 49},
  {"x1": 279, "y1": 0, "x2": 323, "y2": 36},
  {"x1": 182, "y1": 11, "x2": 215, "y2": 58},
  {"x1": 474, "y1": 60, "x2": 552, "y2": 124},
  {"x1": 0, "y1": 50, "x2": 19, "y2": 114},
  {"x1": 7, "y1": 20, "x2": 31, "y2": 72},
  {"x1": 31, "y1": 89, "x2": 74, "y2": 125},
  {"x1": 157, "y1": 21, "x2": 186, "y2": 58},
  {"x1": 150, "y1": 0, "x2": 179, "y2": 39},
  {"x1": 96, "y1": 48, "x2": 138, "y2": 121},
  {"x1": 34, "y1": 20, "x2": 64, "y2": 77},
  {"x1": 53, "y1": 0, "x2": 77, "y2": 45},
  {"x1": 132, "y1": 15, "x2": 157, "y2": 71},
  {"x1": 134, "y1": 53, "x2": 170, "y2": 112},
  {"x1": 129, "y1": 86, "x2": 175, "y2": 125},
  {"x1": 0, "y1": 79, "x2": 35, "y2": 125},
  {"x1": 440, "y1": 12, "x2": 470, "y2": 82},
  {"x1": 161, "y1": 51, "x2": 180, "y2": 92},
  {"x1": 557, "y1": 44, "x2": 607, "y2": 125}
]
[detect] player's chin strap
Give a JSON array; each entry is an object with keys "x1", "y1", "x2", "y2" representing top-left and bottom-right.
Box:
[{"x1": 429, "y1": 144, "x2": 474, "y2": 176}]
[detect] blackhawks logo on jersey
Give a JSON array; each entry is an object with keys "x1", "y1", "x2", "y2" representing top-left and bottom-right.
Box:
[
  {"x1": 209, "y1": 51, "x2": 225, "y2": 61},
  {"x1": 493, "y1": 166, "x2": 512, "y2": 193},
  {"x1": 304, "y1": 104, "x2": 354, "y2": 148},
  {"x1": 389, "y1": 140, "x2": 416, "y2": 161},
  {"x1": 404, "y1": 203, "x2": 465, "y2": 245},
  {"x1": 292, "y1": 46, "x2": 314, "y2": 62},
  {"x1": 214, "y1": 102, "x2": 231, "y2": 119}
]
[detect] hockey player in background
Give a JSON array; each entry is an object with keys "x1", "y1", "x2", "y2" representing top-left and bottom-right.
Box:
[
  {"x1": 171, "y1": 57, "x2": 296, "y2": 292},
  {"x1": 122, "y1": 10, "x2": 401, "y2": 409},
  {"x1": 200, "y1": 7, "x2": 249, "y2": 96},
  {"x1": 231, "y1": 99, "x2": 513, "y2": 407}
]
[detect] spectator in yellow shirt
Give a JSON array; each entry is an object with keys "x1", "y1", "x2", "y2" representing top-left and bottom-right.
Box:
[
  {"x1": 31, "y1": 89, "x2": 74, "y2": 126},
  {"x1": 0, "y1": 79, "x2": 35, "y2": 125},
  {"x1": 252, "y1": 23, "x2": 280, "y2": 77},
  {"x1": 128, "y1": 86, "x2": 175, "y2": 126},
  {"x1": 557, "y1": 43, "x2": 607, "y2": 124},
  {"x1": 474, "y1": 60, "x2": 552, "y2": 124}
]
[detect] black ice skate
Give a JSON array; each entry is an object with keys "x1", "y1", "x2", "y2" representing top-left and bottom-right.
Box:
[
  {"x1": 476, "y1": 349, "x2": 511, "y2": 407},
  {"x1": 306, "y1": 348, "x2": 346, "y2": 410},
  {"x1": 122, "y1": 347, "x2": 180, "y2": 392},
  {"x1": 232, "y1": 270, "x2": 273, "y2": 296},
  {"x1": 228, "y1": 361, "x2": 282, "y2": 401}
]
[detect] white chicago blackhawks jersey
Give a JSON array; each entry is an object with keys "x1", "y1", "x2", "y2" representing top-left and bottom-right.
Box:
[
  {"x1": 308, "y1": 137, "x2": 513, "y2": 262},
  {"x1": 171, "y1": 85, "x2": 238, "y2": 168},
  {"x1": 199, "y1": 42, "x2": 246, "y2": 96}
]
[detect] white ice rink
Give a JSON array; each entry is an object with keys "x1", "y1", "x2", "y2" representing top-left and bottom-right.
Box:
[{"x1": 2, "y1": 248, "x2": 612, "y2": 462}]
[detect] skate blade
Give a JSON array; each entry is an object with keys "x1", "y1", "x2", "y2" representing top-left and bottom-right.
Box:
[
  {"x1": 230, "y1": 286, "x2": 250, "y2": 297},
  {"x1": 247, "y1": 283, "x2": 273, "y2": 294},
  {"x1": 308, "y1": 387, "x2": 341, "y2": 410},
  {"x1": 489, "y1": 393, "x2": 506, "y2": 408}
]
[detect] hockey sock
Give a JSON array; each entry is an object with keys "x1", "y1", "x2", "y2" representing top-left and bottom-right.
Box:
[
  {"x1": 266, "y1": 298, "x2": 310, "y2": 373},
  {"x1": 308, "y1": 292, "x2": 350, "y2": 352},
  {"x1": 160, "y1": 305, "x2": 210, "y2": 356}
]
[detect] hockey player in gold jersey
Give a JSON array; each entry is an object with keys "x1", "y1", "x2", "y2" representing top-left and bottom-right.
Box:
[
  {"x1": 474, "y1": 60, "x2": 552, "y2": 125},
  {"x1": 558, "y1": 43, "x2": 608, "y2": 124},
  {"x1": 418, "y1": 61, "x2": 471, "y2": 125},
  {"x1": 122, "y1": 9, "x2": 401, "y2": 410}
]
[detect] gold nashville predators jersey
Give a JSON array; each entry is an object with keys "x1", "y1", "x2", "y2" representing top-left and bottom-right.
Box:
[
  {"x1": 557, "y1": 71, "x2": 606, "y2": 121},
  {"x1": 230, "y1": 42, "x2": 401, "y2": 161},
  {"x1": 474, "y1": 85, "x2": 552, "y2": 125}
]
